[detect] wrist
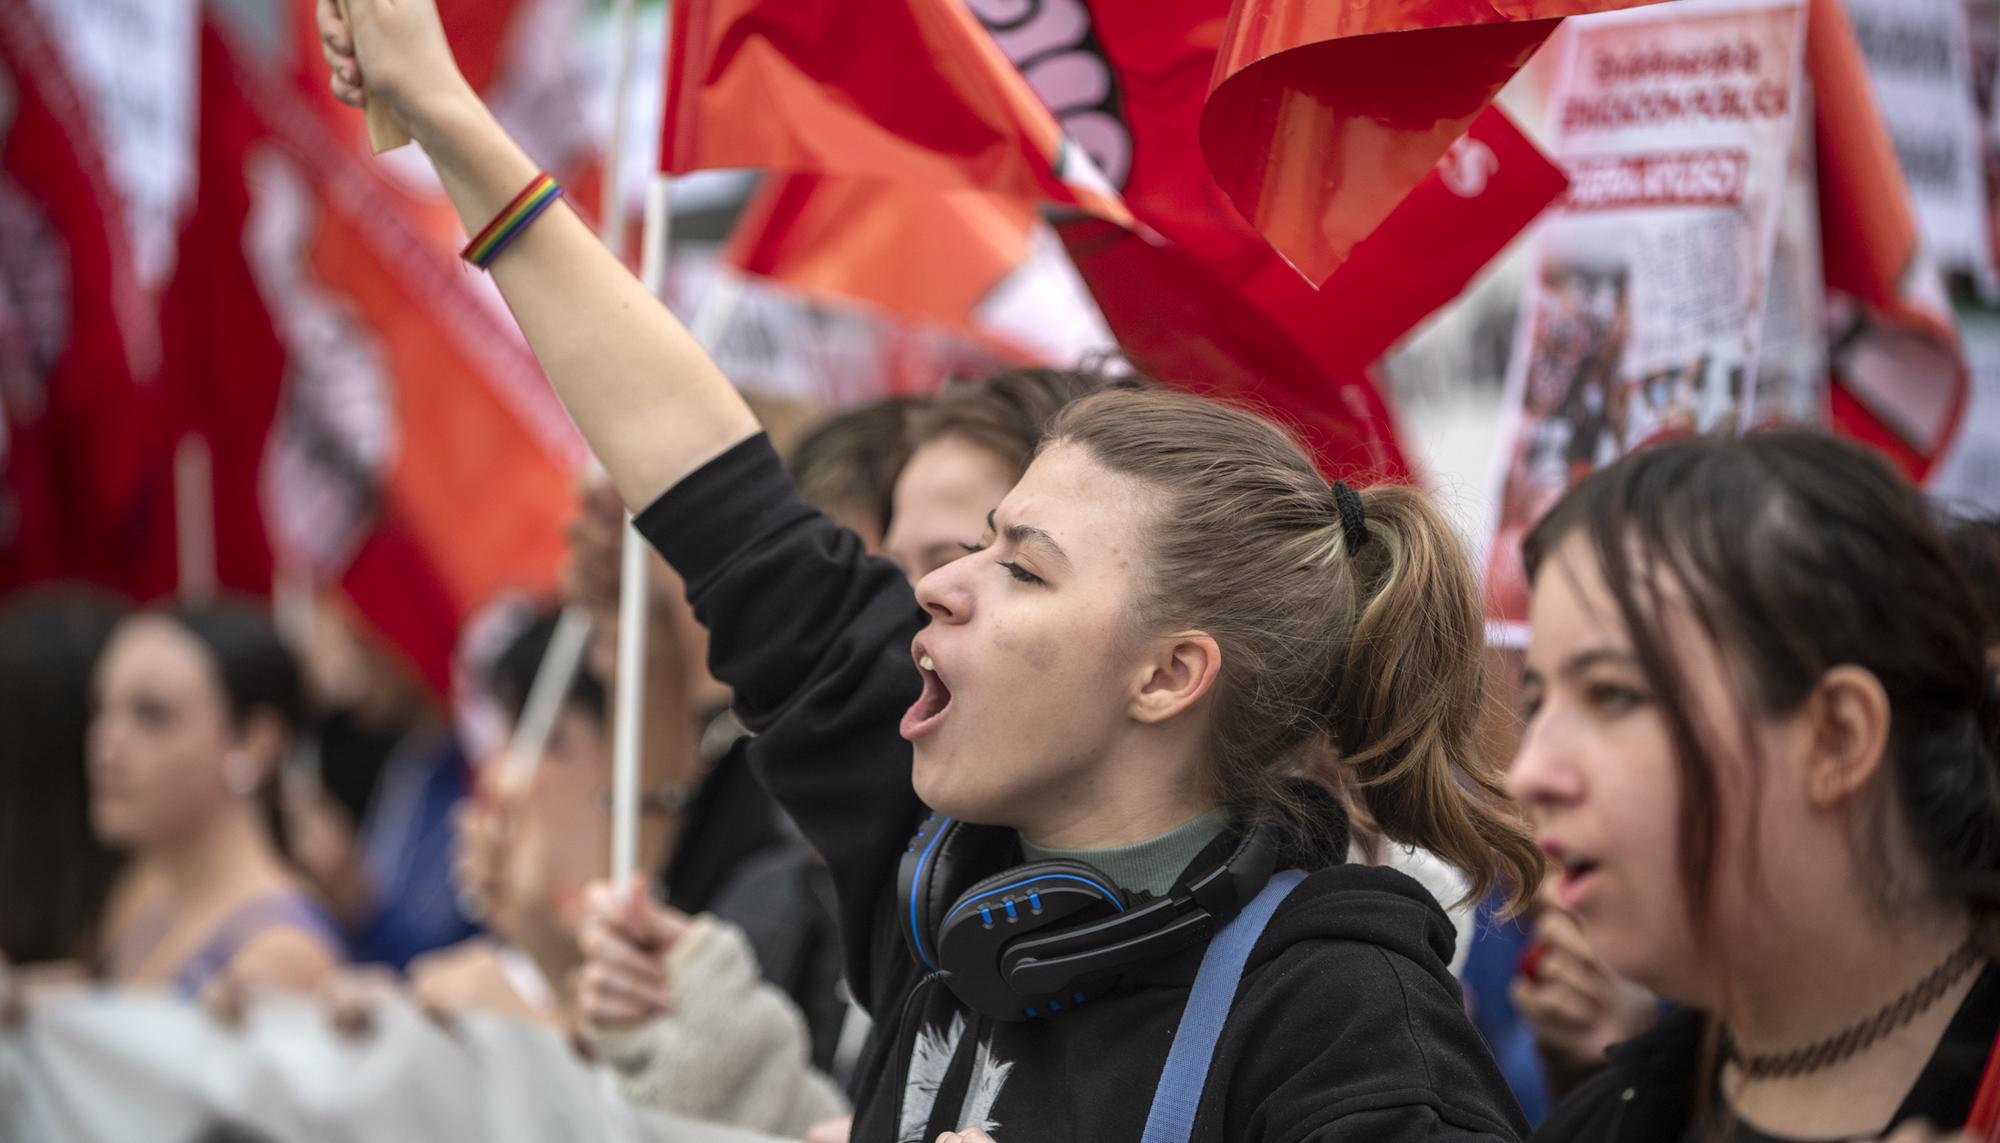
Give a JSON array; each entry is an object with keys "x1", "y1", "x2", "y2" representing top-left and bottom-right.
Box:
[{"x1": 403, "y1": 77, "x2": 487, "y2": 156}]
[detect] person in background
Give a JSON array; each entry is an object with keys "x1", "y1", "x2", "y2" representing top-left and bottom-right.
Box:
[
  {"x1": 0, "y1": 588, "x2": 126, "y2": 988},
  {"x1": 287, "y1": 596, "x2": 479, "y2": 970},
  {"x1": 1510, "y1": 884, "x2": 1662, "y2": 1103},
  {"x1": 408, "y1": 609, "x2": 614, "y2": 1024},
  {"x1": 560, "y1": 395, "x2": 919, "y2": 1080},
  {"x1": 885, "y1": 367, "x2": 1131, "y2": 581},
  {"x1": 93, "y1": 600, "x2": 343, "y2": 997},
  {"x1": 789, "y1": 396, "x2": 920, "y2": 554},
  {"x1": 1515, "y1": 432, "x2": 2000, "y2": 1140}
]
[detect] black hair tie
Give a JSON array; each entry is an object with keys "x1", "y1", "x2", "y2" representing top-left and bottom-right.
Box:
[{"x1": 1331, "y1": 480, "x2": 1369, "y2": 554}]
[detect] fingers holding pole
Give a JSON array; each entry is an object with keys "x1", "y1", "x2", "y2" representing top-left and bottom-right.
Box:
[{"x1": 333, "y1": 0, "x2": 412, "y2": 152}]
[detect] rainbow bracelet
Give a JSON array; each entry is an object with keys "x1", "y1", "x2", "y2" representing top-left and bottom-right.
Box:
[{"x1": 461, "y1": 173, "x2": 564, "y2": 269}]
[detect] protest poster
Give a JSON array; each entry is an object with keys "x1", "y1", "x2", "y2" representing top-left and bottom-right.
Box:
[{"x1": 1484, "y1": 0, "x2": 1810, "y2": 632}]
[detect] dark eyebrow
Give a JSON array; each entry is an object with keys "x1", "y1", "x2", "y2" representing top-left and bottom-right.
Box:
[
  {"x1": 1522, "y1": 647, "x2": 1640, "y2": 691},
  {"x1": 988, "y1": 509, "x2": 1071, "y2": 572}
]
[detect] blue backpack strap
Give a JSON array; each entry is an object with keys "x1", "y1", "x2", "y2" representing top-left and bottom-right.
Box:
[{"x1": 1140, "y1": 868, "x2": 1307, "y2": 1143}]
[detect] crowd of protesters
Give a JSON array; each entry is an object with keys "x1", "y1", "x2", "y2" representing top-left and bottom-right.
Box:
[{"x1": 5, "y1": 0, "x2": 2000, "y2": 1140}]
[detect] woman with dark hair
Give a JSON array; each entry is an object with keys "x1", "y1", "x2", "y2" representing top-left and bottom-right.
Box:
[
  {"x1": 0, "y1": 587, "x2": 126, "y2": 975},
  {"x1": 1514, "y1": 432, "x2": 2000, "y2": 1140},
  {"x1": 92, "y1": 600, "x2": 343, "y2": 996}
]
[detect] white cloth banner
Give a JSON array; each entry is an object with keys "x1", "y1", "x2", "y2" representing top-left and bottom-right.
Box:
[{"x1": 0, "y1": 990, "x2": 791, "y2": 1143}]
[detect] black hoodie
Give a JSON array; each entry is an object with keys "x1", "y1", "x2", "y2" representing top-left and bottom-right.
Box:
[{"x1": 637, "y1": 435, "x2": 1527, "y2": 1143}]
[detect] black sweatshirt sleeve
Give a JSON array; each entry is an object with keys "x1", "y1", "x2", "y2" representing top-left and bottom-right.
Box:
[{"x1": 634, "y1": 434, "x2": 927, "y2": 1017}]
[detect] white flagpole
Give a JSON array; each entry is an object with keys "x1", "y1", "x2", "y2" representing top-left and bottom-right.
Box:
[
  {"x1": 605, "y1": 0, "x2": 648, "y2": 896},
  {"x1": 498, "y1": 606, "x2": 594, "y2": 791},
  {"x1": 495, "y1": 0, "x2": 647, "y2": 813}
]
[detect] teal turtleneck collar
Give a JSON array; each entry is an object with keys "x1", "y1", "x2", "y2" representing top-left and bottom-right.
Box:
[{"x1": 1018, "y1": 807, "x2": 1231, "y2": 898}]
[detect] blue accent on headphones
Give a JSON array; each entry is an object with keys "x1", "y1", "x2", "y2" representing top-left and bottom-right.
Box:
[
  {"x1": 943, "y1": 873, "x2": 1125, "y2": 929},
  {"x1": 903, "y1": 815, "x2": 956, "y2": 972},
  {"x1": 895, "y1": 812, "x2": 1279, "y2": 1023}
]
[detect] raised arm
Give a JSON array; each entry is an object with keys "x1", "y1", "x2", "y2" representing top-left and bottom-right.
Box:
[{"x1": 317, "y1": 0, "x2": 758, "y2": 510}]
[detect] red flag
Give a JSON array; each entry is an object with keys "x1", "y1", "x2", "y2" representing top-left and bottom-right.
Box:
[
  {"x1": 0, "y1": 5, "x2": 176, "y2": 597},
  {"x1": 1199, "y1": 0, "x2": 1659, "y2": 286},
  {"x1": 664, "y1": 0, "x2": 1129, "y2": 224},
  {"x1": 725, "y1": 174, "x2": 1038, "y2": 335},
  {"x1": 979, "y1": 1, "x2": 1573, "y2": 477},
  {"x1": 1807, "y1": 0, "x2": 1969, "y2": 481},
  {"x1": 1058, "y1": 216, "x2": 1406, "y2": 476},
  {"x1": 174, "y1": 13, "x2": 584, "y2": 694}
]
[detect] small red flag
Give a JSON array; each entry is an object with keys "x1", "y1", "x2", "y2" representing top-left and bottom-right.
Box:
[
  {"x1": 725, "y1": 174, "x2": 1039, "y2": 336},
  {"x1": 664, "y1": 0, "x2": 1129, "y2": 225}
]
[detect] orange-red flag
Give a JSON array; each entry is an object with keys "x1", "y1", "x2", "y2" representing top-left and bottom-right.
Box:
[
  {"x1": 1200, "y1": 0, "x2": 1664, "y2": 286},
  {"x1": 664, "y1": 0, "x2": 1129, "y2": 225},
  {"x1": 725, "y1": 174, "x2": 1038, "y2": 336},
  {"x1": 177, "y1": 12, "x2": 584, "y2": 693}
]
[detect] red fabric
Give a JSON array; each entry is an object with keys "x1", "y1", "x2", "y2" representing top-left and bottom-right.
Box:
[
  {"x1": 1970, "y1": 1025, "x2": 2000, "y2": 1139},
  {"x1": 1199, "y1": 0, "x2": 1657, "y2": 285},
  {"x1": 1058, "y1": 216, "x2": 1405, "y2": 479},
  {"x1": 725, "y1": 173, "x2": 1037, "y2": 335},
  {"x1": 1808, "y1": 0, "x2": 1968, "y2": 480},
  {"x1": 1304, "y1": 107, "x2": 1570, "y2": 371},
  {"x1": 169, "y1": 15, "x2": 581, "y2": 695},
  {"x1": 1021, "y1": 2, "x2": 1570, "y2": 478},
  {"x1": 0, "y1": 6, "x2": 177, "y2": 597},
  {"x1": 664, "y1": 0, "x2": 1129, "y2": 223}
]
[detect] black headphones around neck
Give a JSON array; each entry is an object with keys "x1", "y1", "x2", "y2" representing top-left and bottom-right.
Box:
[{"x1": 896, "y1": 812, "x2": 1280, "y2": 1023}]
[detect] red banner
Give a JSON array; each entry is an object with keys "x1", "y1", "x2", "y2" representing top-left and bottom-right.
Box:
[
  {"x1": 1199, "y1": 0, "x2": 1662, "y2": 286},
  {"x1": 0, "y1": 5, "x2": 176, "y2": 597},
  {"x1": 172, "y1": 12, "x2": 584, "y2": 693}
]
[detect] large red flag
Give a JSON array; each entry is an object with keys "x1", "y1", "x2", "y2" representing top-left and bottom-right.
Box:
[
  {"x1": 664, "y1": 0, "x2": 1129, "y2": 224},
  {"x1": 175, "y1": 11, "x2": 584, "y2": 694},
  {"x1": 0, "y1": 4, "x2": 176, "y2": 597},
  {"x1": 978, "y1": 1, "x2": 1572, "y2": 478},
  {"x1": 1199, "y1": 0, "x2": 1662, "y2": 286}
]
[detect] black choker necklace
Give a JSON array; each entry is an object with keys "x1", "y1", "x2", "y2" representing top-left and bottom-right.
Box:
[{"x1": 1725, "y1": 935, "x2": 1984, "y2": 1080}]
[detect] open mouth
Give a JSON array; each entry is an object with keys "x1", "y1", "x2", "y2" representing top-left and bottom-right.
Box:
[
  {"x1": 900, "y1": 643, "x2": 954, "y2": 741},
  {"x1": 1551, "y1": 850, "x2": 1602, "y2": 909}
]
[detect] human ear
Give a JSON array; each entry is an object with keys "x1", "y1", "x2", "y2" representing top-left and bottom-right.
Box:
[
  {"x1": 1802, "y1": 665, "x2": 1891, "y2": 808},
  {"x1": 1129, "y1": 632, "x2": 1221, "y2": 724},
  {"x1": 234, "y1": 709, "x2": 290, "y2": 783}
]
